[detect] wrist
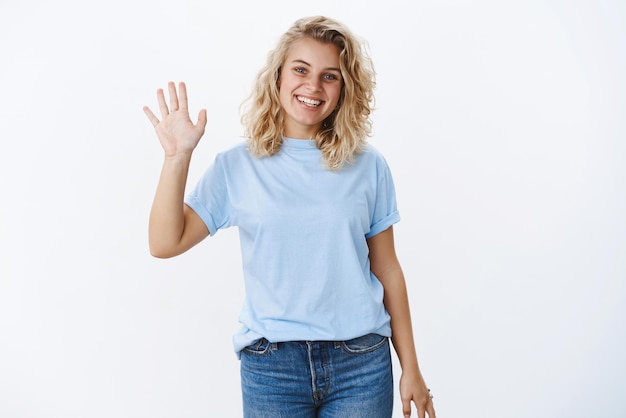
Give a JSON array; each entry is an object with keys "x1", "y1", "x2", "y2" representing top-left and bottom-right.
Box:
[
  {"x1": 399, "y1": 364, "x2": 423, "y2": 380},
  {"x1": 163, "y1": 150, "x2": 193, "y2": 162}
]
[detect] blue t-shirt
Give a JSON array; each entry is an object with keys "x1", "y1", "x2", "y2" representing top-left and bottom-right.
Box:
[{"x1": 185, "y1": 138, "x2": 400, "y2": 353}]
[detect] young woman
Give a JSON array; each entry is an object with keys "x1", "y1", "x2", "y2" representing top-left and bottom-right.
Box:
[{"x1": 144, "y1": 16, "x2": 436, "y2": 418}]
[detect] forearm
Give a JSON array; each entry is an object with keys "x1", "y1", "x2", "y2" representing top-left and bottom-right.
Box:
[
  {"x1": 382, "y1": 267, "x2": 420, "y2": 374},
  {"x1": 369, "y1": 228, "x2": 434, "y2": 416},
  {"x1": 149, "y1": 152, "x2": 193, "y2": 257}
]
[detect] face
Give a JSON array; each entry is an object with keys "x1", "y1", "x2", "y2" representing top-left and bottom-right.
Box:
[{"x1": 278, "y1": 37, "x2": 343, "y2": 139}]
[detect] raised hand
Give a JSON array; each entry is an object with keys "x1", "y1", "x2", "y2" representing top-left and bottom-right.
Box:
[{"x1": 143, "y1": 81, "x2": 207, "y2": 157}]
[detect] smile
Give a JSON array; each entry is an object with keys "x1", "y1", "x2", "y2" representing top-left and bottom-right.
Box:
[{"x1": 297, "y1": 96, "x2": 322, "y2": 107}]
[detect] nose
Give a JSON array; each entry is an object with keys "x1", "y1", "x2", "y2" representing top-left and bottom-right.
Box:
[{"x1": 305, "y1": 76, "x2": 322, "y2": 92}]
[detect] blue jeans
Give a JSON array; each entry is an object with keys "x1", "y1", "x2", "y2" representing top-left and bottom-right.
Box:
[{"x1": 240, "y1": 333, "x2": 393, "y2": 418}]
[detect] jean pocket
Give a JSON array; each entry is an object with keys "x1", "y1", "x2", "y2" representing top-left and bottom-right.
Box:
[
  {"x1": 340, "y1": 333, "x2": 388, "y2": 354},
  {"x1": 241, "y1": 338, "x2": 273, "y2": 356}
]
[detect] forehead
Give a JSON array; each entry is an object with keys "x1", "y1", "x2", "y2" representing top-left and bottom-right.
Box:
[{"x1": 285, "y1": 37, "x2": 341, "y2": 69}]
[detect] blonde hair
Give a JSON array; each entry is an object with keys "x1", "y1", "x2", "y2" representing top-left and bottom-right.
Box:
[{"x1": 240, "y1": 16, "x2": 376, "y2": 171}]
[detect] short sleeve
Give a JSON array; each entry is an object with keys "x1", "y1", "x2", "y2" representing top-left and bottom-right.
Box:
[
  {"x1": 365, "y1": 154, "x2": 401, "y2": 239},
  {"x1": 184, "y1": 154, "x2": 232, "y2": 236}
]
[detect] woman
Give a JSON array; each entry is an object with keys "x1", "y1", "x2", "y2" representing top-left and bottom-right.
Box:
[{"x1": 144, "y1": 15, "x2": 436, "y2": 418}]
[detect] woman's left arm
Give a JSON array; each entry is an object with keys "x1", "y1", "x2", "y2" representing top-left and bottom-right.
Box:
[{"x1": 367, "y1": 226, "x2": 436, "y2": 418}]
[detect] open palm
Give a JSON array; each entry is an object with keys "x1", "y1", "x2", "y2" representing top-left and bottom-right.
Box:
[{"x1": 143, "y1": 81, "x2": 207, "y2": 156}]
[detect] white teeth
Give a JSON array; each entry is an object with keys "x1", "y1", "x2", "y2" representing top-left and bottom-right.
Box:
[{"x1": 297, "y1": 96, "x2": 321, "y2": 106}]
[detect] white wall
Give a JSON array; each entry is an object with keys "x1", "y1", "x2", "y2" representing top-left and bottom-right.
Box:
[{"x1": 1, "y1": 0, "x2": 624, "y2": 417}]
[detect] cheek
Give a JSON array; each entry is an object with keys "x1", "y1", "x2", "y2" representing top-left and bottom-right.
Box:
[
  {"x1": 331, "y1": 86, "x2": 343, "y2": 105},
  {"x1": 278, "y1": 88, "x2": 292, "y2": 109}
]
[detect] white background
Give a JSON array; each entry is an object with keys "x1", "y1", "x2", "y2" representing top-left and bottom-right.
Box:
[{"x1": 1, "y1": 0, "x2": 625, "y2": 417}]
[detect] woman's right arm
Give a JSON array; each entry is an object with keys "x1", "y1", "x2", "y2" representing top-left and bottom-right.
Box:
[{"x1": 143, "y1": 81, "x2": 209, "y2": 258}]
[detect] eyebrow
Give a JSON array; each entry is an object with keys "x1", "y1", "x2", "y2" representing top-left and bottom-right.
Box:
[{"x1": 291, "y1": 59, "x2": 341, "y2": 73}]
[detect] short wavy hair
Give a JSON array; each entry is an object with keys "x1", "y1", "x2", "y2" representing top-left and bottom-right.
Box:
[{"x1": 240, "y1": 16, "x2": 376, "y2": 171}]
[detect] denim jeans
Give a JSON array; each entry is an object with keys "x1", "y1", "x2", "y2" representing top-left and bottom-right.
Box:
[{"x1": 240, "y1": 333, "x2": 393, "y2": 418}]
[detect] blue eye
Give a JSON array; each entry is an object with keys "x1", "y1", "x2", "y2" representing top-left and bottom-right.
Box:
[
  {"x1": 295, "y1": 67, "x2": 305, "y2": 74},
  {"x1": 324, "y1": 74, "x2": 338, "y2": 80}
]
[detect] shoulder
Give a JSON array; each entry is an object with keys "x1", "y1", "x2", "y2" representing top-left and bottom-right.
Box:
[
  {"x1": 361, "y1": 143, "x2": 386, "y2": 160},
  {"x1": 216, "y1": 140, "x2": 249, "y2": 158},
  {"x1": 214, "y1": 141, "x2": 252, "y2": 165},
  {"x1": 354, "y1": 143, "x2": 392, "y2": 171}
]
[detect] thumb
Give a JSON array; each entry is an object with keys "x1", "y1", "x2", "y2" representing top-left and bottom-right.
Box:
[
  {"x1": 194, "y1": 109, "x2": 207, "y2": 137},
  {"x1": 196, "y1": 109, "x2": 207, "y2": 128}
]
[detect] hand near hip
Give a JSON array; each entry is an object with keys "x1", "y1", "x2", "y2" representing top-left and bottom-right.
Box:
[{"x1": 400, "y1": 372, "x2": 436, "y2": 418}]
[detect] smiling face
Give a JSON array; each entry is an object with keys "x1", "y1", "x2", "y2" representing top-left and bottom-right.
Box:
[{"x1": 278, "y1": 37, "x2": 343, "y2": 139}]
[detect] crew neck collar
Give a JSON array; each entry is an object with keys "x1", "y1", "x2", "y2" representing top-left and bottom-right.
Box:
[{"x1": 283, "y1": 137, "x2": 317, "y2": 149}]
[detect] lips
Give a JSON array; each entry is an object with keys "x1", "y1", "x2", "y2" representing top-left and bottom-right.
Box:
[{"x1": 297, "y1": 95, "x2": 322, "y2": 107}]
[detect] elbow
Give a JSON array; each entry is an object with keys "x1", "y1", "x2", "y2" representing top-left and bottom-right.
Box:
[
  {"x1": 149, "y1": 242, "x2": 178, "y2": 259},
  {"x1": 150, "y1": 248, "x2": 171, "y2": 259},
  {"x1": 148, "y1": 230, "x2": 183, "y2": 258}
]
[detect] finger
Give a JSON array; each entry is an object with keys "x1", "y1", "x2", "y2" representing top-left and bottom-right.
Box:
[
  {"x1": 417, "y1": 400, "x2": 426, "y2": 418},
  {"x1": 168, "y1": 81, "x2": 179, "y2": 111},
  {"x1": 402, "y1": 398, "x2": 412, "y2": 418},
  {"x1": 178, "y1": 81, "x2": 189, "y2": 111},
  {"x1": 143, "y1": 106, "x2": 160, "y2": 127},
  {"x1": 427, "y1": 401, "x2": 436, "y2": 418},
  {"x1": 156, "y1": 88, "x2": 169, "y2": 118},
  {"x1": 426, "y1": 398, "x2": 435, "y2": 418}
]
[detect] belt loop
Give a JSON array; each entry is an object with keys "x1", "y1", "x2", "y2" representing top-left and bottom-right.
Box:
[
  {"x1": 270, "y1": 342, "x2": 278, "y2": 351},
  {"x1": 334, "y1": 341, "x2": 341, "y2": 349}
]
